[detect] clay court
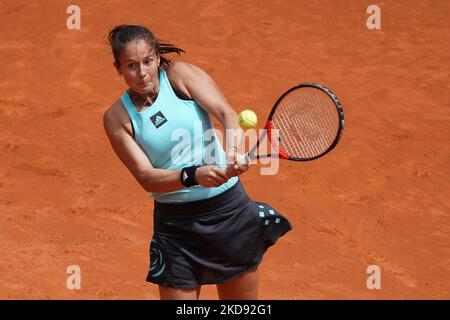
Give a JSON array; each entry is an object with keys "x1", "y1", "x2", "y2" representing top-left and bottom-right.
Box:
[{"x1": 0, "y1": 0, "x2": 449, "y2": 299}]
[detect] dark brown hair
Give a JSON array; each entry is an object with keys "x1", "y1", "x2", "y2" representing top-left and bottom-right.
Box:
[{"x1": 108, "y1": 25, "x2": 185, "y2": 70}]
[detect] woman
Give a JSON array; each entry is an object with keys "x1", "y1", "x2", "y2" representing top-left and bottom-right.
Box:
[{"x1": 103, "y1": 25, "x2": 292, "y2": 300}]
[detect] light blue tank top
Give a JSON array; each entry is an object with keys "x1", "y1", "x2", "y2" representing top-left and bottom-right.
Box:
[{"x1": 120, "y1": 69, "x2": 238, "y2": 203}]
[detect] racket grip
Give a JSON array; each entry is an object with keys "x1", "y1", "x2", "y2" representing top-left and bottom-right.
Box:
[{"x1": 237, "y1": 153, "x2": 251, "y2": 164}]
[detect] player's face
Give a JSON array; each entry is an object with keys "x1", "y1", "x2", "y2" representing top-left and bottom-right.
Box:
[{"x1": 116, "y1": 39, "x2": 160, "y2": 96}]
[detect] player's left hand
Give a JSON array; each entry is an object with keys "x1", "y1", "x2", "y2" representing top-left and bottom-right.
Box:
[{"x1": 225, "y1": 147, "x2": 249, "y2": 177}]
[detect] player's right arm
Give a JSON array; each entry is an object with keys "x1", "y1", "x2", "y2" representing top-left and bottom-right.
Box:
[{"x1": 103, "y1": 101, "x2": 229, "y2": 192}]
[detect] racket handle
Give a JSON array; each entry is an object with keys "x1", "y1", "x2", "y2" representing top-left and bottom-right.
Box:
[{"x1": 237, "y1": 152, "x2": 251, "y2": 164}]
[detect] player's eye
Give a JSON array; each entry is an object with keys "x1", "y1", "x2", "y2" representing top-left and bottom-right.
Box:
[{"x1": 127, "y1": 63, "x2": 136, "y2": 69}]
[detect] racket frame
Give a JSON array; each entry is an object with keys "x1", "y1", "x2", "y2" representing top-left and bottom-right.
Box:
[{"x1": 245, "y1": 82, "x2": 344, "y2": 162}]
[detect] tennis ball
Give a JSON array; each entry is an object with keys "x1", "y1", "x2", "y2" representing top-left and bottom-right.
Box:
[{"x1": 238, "y1": 109, "x2": 257, "y2": 129}]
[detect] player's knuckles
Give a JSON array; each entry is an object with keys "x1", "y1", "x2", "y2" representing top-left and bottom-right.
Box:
[
  {"x1": 214, "y1": 176, "x2": 226, "y2": 183},
  {"x1": 209, "y1": 181, "x2": 220, "y2": 187},
  {"x1": 213, "y1": 165, "x2": 226, "y2": 172}
]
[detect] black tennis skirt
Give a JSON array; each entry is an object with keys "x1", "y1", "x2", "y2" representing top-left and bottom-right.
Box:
[{"x1": 146, "y1": 180, "x2": 293, "y2": 288}]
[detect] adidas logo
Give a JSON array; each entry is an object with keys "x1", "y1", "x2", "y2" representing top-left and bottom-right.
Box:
[
  {"x1": 150, "y1": 111, "x2": 168, "y2": 128},
  {"x1": 155, "y1": 116, "x2": 164, "y2": 125}
]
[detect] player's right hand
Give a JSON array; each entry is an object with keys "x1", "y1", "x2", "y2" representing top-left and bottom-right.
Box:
[
  {"x1": 195, "y1": 165, "x2": 230, "y2": 188},
  {"x1": 225, "y1": 147, "x2": 249, "y2": 177}
]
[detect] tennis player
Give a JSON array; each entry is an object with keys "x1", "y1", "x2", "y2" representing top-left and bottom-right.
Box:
[{"x1": 103, "y1": 25, "x2": 292, "y2": 300}]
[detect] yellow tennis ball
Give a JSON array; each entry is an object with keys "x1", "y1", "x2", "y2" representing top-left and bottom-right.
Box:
[{"x1": 238, "y1": 109, "x2": 257, "y2": 129}]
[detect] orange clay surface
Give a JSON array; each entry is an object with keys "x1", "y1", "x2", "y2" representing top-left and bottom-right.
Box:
[{"x1": 0, "y1": 0, "x2": 449, "y2": 299}]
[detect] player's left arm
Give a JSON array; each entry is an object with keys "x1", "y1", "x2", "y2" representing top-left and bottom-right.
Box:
[
  {"x1": 167, "y1": 61, "x2": 248, "y2": 174},
  {"x1": 166, "y1": 62, "x2": 240, "y2": 134}
]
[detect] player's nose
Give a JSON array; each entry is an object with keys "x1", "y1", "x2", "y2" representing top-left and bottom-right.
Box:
[{"x1": 138, "y1": 63, "x2": 147, "y2": 78}]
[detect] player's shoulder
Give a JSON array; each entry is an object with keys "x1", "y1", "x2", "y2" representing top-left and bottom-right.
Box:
[
  {"x1": 166, "y1": 61, "x2": 207, "y2": 81},
  {"x1": 103, "y1": 99, "x2": 122, "y2": 121},
  {"x1": 103, "y1": 99, "x2": 127, "y2": 129}
]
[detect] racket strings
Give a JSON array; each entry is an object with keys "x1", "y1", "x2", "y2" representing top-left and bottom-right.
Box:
[{"x1": 271, "y1": 87, "x2": 340, "y2": 159}]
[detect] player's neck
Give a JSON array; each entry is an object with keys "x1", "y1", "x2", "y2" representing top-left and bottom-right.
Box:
[{"x1": 128, "y1": 89, "x2": 158, "y2": 109}]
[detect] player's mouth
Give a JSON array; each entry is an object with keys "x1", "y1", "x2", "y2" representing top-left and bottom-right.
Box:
[
  {"x1": 139, "y1": 80, "x2": 151, "y2": 87},
  {"x1": 136, "y1": 80, "x2": 152, "y2": 91}
]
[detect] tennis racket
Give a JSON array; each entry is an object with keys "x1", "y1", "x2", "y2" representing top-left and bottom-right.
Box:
[{"x1": 239, "y1": 82, "x2": 344, "y2": 163}]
